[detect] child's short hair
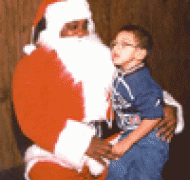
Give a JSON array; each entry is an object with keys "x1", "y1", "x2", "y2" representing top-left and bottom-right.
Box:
[{"x1": 118, "y1": 25, "x2": 153, "y2": 56}]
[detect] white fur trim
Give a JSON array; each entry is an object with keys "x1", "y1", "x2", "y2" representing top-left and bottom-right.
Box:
[
  {"x1": 54, "y1": 120, "x2": 95, "y2": 171},
  {"x1": 23, "y1": 26, "x2": 36, "y2": 55},
  {"x1": 54, "y1": 38, "x2": 115, "y2": 122},
  {"x1": 163, "y1": 91, "x2": 184, "y2": 134},
  {"x1": 24, "y1": 144, "x2": 81, "y2": 180},
  {"x1": 24, "y1": 132, "x2": 121, "y2": 179},
  {"x1": 44, "y1": 0, "x2": 91, "y2": 35},
  {"x1": 85, "y1": 156, "x2": 108, "y2": 177},
  {"x1": 23, "y1": 44, "x2": 36, "y2": 55}
]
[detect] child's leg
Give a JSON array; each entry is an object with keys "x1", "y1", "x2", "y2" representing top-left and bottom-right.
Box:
[{"x1": 106, "y1": 130, "x2": 169, "y2": 180}]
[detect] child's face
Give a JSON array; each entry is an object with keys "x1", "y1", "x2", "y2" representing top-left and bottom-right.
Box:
[{"x1": 111, "y1": 31, "x2": 143, "y2": 70}]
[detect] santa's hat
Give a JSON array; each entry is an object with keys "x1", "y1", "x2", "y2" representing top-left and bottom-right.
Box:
[{"x1": 24, "y1": 0, "x2": 94, "y2": 55}]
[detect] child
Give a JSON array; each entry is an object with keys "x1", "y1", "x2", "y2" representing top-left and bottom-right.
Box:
[{"x1": 106, "y1": 25, "x2": 169, "y2": 180}]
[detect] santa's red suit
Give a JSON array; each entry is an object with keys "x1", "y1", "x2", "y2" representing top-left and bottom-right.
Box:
[
  {"x1": 13, "y1": 45, "x2": 114, "y2": 179},
  {"x1": 13, "y1": 1, "x2": 116, "y2": 179}
]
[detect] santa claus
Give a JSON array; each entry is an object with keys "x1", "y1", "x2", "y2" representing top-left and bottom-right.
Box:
[{"x1": 13, "y1": 0, "x2": 184, "y2": 179}]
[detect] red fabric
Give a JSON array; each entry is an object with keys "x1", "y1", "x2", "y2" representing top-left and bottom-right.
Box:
[
  {"x1": 13, "y1": 46, "x2": 85, "y2": 151},
  {"x1": 106, "y1": 92, "x2": 114, "y2": 121},
  {"x1": 13, "y1": 46, "x2": 113, "y2": 179},
  {"x1": 30, "y1": 162, "x2": 108, "y2": 180}
]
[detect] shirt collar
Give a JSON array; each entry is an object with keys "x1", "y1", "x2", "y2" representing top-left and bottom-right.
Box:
[{"x1": 116, "y1": 63, "x2": 145, "y2": 76}]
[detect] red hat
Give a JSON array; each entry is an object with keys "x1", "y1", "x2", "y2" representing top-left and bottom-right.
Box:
[
  {"x1": 24, "y1": 0, "x2": 93, "y2": 55},
  {"x1": 33, "y1": 0, "x2": 60, "y2": 26}
]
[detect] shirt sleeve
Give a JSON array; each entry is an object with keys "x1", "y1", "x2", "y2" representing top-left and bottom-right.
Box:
[{"x1": 134, "y1": 88, "x2": 164, "y2": 119}]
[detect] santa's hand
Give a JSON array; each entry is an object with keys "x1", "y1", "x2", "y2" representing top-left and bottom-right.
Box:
[
  {"x1": 155, "y1": 105, "x2": 177, "y2": 143},
  {"x1": 86, "y1": 137, "x2": 119, "y2": 166}
]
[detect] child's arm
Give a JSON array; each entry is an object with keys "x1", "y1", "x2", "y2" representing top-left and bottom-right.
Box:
[{"x1": 112, "y1": 118, "x2": 161, "y2": 156}]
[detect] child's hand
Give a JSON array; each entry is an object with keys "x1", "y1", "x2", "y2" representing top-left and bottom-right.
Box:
[{"x1": 112, "y1": 141, "x2": 132, "y2": 157}]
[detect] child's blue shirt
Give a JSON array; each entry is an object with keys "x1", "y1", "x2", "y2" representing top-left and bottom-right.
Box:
[{"x1": 112, "y1": 63, "x2": 164, "y2": 131}]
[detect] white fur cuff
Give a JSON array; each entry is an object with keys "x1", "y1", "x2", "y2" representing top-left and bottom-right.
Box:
[
  {"x1": 54, "y1": 120, "x2": 95, "y2": 171},
  {"x1": 163, "y1": 91, "x2": 184, "y2": 134}
]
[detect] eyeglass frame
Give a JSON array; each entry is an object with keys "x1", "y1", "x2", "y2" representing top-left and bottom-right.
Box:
[{"x1": 110, "y1": 40, "x2": 140, "y2": 49}]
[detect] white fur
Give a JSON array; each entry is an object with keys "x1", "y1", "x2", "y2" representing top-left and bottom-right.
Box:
[
  {"x1": 55, "y1": 120, "x2": 95, "y2": 170},
  {"x1": 163, "y1": 91, "x2": 184, "y2": 134},
  {"x1": 52, "y1": 36, "x2": 115, "y2": 122},
  {"x1": 39, "y1": 27, "x2": 115, "y2": 122},
  {"x1": 23, "y1": 44, "x2": 36, "y2": 55},
  {"x1": 85, "y1": 157, "x2": 108, "y2": 177},
  {"x1": 24, "y1": 119, "x2": 96, "y2": 179}
]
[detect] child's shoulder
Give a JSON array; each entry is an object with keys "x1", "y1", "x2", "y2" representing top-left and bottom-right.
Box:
[
  {"x1": 125, "y1": 67, "x2": 150, "y2": 85},
  {"x1": 125, "y1": 67, "x2": 162, "y2": 95}
]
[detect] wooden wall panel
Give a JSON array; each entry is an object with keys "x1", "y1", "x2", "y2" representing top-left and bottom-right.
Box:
[
  {"x1": 0, "y1": 0, "x2": 22, "y2": 170},
  {"x1": 0, "y1": 0, "x2": 42, "y2": 171},
  {"x1": 18, "y1": 0, "x2": 42, "y2": 62},
  {"x1": 88, "y1": 0, "x2": 110, "y2": 45}
]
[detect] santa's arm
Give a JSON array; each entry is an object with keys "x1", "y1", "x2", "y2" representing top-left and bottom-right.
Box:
[
  {"x1": 155, "y1": 90, "x2": 184, "y2": 142},
  {"x1": 163, "y1": 90, "x2": 184, "y2": 134},
  {"x1": 13, "y1": 47, "x2": 95, "y2": 170}
]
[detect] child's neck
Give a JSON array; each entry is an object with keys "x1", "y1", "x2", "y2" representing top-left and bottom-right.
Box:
[
  {"x1": 117, "y1": 62, "x2": 145, "y2": 76},
  {"x1": 122, "y1": 59, "x2": 144, "y2": 71}
]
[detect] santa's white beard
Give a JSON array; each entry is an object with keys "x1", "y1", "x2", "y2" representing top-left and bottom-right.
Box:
[
  {"x1": 54, "y1": 35, "x2": 110, "y2": 81},
  {"x1": 44, "y1": 34, "x2": 115, "y2": 122}
]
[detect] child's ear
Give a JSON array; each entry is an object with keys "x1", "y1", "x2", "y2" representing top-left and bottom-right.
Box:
[{"x1": 135, "y1": 49, "x2": 147, "y2": 60}]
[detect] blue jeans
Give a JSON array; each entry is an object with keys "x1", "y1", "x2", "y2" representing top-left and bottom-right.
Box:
[{"x1": 106, "y1": 129, "x2": 169, "y2": 180}]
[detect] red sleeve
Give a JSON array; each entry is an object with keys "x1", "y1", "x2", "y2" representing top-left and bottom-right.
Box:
[{"x1": 13, "y1": 47, "x2": 85, "y2": 152}]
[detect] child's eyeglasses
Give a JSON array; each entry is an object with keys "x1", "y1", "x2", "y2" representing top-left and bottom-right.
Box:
[{"x1": 110, "y1": 41, "x2": 139, "y2": 49}]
